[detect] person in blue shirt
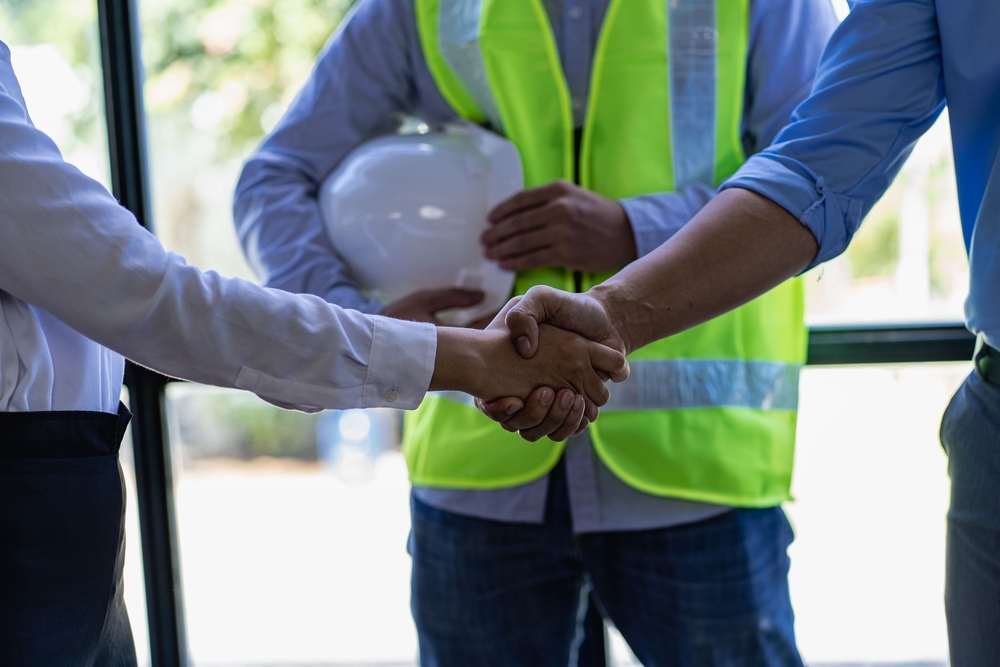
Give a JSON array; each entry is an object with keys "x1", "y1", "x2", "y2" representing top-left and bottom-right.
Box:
[
  {"x1": 235, "y1": 0, "x2": 838, "y2": 664},
  {"x1": 494, "y1": 0, "x2": 1000, "y2": 663}
]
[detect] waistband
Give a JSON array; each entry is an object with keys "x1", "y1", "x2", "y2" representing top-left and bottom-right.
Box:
[
  {"x1": 0, "y1": 402, "x2": 132, "y2": 460},
  {"x1": 975, "y1": 333, "x2": 1000, "y2": 387}
]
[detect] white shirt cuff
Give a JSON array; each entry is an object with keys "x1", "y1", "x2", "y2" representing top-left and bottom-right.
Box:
[{"x1": 363, "y1": 316, "x2": 437, "y2": 409}]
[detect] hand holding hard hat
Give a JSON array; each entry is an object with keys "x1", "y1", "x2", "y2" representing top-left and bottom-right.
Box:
[{"x1": 319, "y1": 122, "x2": 521, "y2": 326}]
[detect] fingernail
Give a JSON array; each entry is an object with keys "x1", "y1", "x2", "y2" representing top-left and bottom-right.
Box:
[
  {"x1": 560, "y1": 392, "x2": 574, "y2": 409},
  {"x1": 517, "y1": 336, "x2": 530, "y2": 355},
  {"x1": 484, "y1": 249, "x2": 494, "y2": 259},
  {"x1": 505, "y1": 404, "x2": 520, "y2": 415},
  {"x1": 540, "y1": 389, "x2": 554, "y2": 406}
]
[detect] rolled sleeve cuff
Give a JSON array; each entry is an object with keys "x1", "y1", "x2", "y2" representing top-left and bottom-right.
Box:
[
  {"x1": 362, "y1": 316, "x2": 437, "y2": 409},
  {"x1": 722, "y1": 153, "x2": 865, "y2": 271}
]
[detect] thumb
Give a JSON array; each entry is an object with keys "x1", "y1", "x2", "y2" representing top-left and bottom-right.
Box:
[
  {"x1": 506, "y1": 286, "x2": 620, "y2": 359},
  {"x1": 505, "y1": 287, "x2": 558, "y2": 358}
]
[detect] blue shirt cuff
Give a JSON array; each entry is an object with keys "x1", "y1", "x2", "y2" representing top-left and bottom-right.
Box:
[{"x1": 722, "y1": 153, "x2": 865, "y2": 272}]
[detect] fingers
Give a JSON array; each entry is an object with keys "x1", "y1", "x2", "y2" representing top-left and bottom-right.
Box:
[
  {"x1": 425, "y1": 288, "x2": 485, "y2": 313},
  {"x1": 518, "y1": 389, "x2": 581, "y2": 442},
  {"x1": 504, "y1": 286, "x2": 559, "y2": 357},
  {"x1": 581, "y1": 367, "x2": 611, "y2": 410},
  {"x1": 493, "y1": 386, "x2": 556, "y2": 432},
  {"x1": 481, "y1": 208, "x2": 548, "y2": 248},
  {"x1": 588, "y1": 340, "x2": 630, "y2": 383},
  {"x1": 484, "y1": 226, "x2": 553, "y2": 262},
  {"x1": 506, "y1": 285, "x2": 589, "y2": 358},
  {"x1": 487, "y1": 180, "x2": 572, "y2": 224},
  {"x1": 498, "y1": 249, "x2": 560, "y2": 273},
  {"x1": 506, "y1": 286, "x2": 625, "y2": 361},
  {"x1": 475, "y1": 396, "x2": 524, "y2": 422}
]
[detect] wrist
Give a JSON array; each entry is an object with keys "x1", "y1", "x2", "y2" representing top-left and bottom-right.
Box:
[
  {"x1": 588, "y1": 283, "x2": 635, "y2": 356},
  {"x1": 430, "y1": 327, "x2": 490, "y2": 395}
]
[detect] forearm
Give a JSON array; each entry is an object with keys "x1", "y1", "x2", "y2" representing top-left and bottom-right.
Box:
[
  {"x1": 621, "y1": 184, "x2": 716, "y2": 258},
  {"x1": 591, "y1": 188, "x2": 817, "y2": 354}
]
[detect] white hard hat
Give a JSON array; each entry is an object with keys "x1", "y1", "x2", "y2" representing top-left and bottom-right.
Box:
[{"x1": 319, "y1": 122, "x2": 522, "y2": 326}]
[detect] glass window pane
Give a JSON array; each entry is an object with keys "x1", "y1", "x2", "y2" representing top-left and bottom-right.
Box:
[
  {"x1": 804, "y1": 7, "x2": 969, "y2": 326},
  {"x1": 788, "y1": 363, "x2": 964, "y2": 663},
  {"x1": 165, "y1": 384, "x2": 417, "y2": 665},
  {"x1": 1, "y1": 0, "x2": 111, "y2": 188},
  {"x1": 607, "y1": 363, "x2": 965, "y2": 666},
  {"x1": 120, "y1": 388, "x2": 153, "y2": 667},
  {"x1": 137, "y1": 0, "x2": 352, "y2": 278}
]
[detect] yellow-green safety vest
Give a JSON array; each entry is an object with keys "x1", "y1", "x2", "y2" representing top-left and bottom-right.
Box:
[{"x1": 405, "y1": 0, "x2": 807, "y2": 507}]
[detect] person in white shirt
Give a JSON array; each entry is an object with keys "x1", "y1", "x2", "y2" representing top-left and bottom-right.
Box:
[{"x1": 0, "y1": 43, "x2": 623, "y2": 667}]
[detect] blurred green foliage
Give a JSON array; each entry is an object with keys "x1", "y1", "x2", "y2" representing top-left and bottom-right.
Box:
[
  {"x1": 3, "y1": 0, "x2": 354, "y2": 157},
  {"x1": 846, "y1": 208, "x2": 900, "y2": 279},
  {"x1": 169, "y1": 391, "x2": 319, "y2": 460},
  {"x1": 140, "y1": 0, "x2": 354, "y2": 155},
  {"x1": 0, "y1": 0, "x2": 107, "y2": 158}
]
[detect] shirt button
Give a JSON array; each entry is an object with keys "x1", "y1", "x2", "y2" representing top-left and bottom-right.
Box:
[
  {"x1": 384, "y1": 390, "x2": 399, "y2": 403},
  {"x1": 568, "y1": 5, "x2": 583, "y2": 19},
  {"x1": 572, "y1": 97, "x2": 584, "y2": 111}
]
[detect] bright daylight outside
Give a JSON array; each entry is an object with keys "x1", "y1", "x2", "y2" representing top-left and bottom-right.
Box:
[{"x1": 2, "y1": 0, "x2": 970, "y2": 664}]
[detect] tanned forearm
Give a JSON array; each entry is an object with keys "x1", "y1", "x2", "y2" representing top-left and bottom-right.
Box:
[{"x1": 590, "y1": 188, "x2": 818, "y2": 354}]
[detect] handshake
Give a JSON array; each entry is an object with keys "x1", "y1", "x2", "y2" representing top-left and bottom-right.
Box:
[{"x1": 429, "y1": 285, "x2": 630, "y2": 442}]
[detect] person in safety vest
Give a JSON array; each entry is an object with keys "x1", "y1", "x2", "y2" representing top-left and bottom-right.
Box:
[
  {"x1": 493, "y1": 0, "x2": 1000, "y2": 664},
  {"x1": 234, "y1": 0, "x2": 837, "y2": 664},
  {"x1": 0, "y1": 44, "x2": 624, "y2": 667}
]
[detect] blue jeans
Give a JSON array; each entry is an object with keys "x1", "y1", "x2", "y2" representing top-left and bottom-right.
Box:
[
  {"x1": 941, "y1": 368, "x2": 1000, "y2": 667},
  {"x1": 410, "y1": 460, "x2": 803, "y2": 667}
]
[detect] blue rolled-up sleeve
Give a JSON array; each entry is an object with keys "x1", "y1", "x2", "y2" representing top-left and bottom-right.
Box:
[{"x1": 722, "y1": 0, "x2": 946, "y2": 271}]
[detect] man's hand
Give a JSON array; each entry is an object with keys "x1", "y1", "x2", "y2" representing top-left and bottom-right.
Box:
[
  {"x1": 382, "y1": 288, "x2": 485, "y2": 324},
  {"x1": 481, "y1": 180, "x2": 637, "y2": 273},
  {"x1": 429, "y1": 309, "x2": 626, "y2": 431},
  {"x1": 471, "y1": 291, "x2": 629, "y2": 441},
  {"x1": 505, "y1": 285, "x2": 632, "y2": 361},
  {"x1": 476, "y1": 387, "x2": 591, "y2": 442}
]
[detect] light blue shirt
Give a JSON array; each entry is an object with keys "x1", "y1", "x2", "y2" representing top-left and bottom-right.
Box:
[
  {"x1": 726, "y1": 0, "x2": 1000, "y2": 350},
  {"x1": 235, "y1": 0, "x2": 838, "y2": 531}
]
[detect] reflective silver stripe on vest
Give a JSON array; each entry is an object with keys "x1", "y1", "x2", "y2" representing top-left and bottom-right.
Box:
[
  {"x1": 428, "y1": 390, "x2": 478, "y2": 407},
  {"x1": 668, "y1": 0, "x2": 717, "y2": 188},
  {"x1": 438, "y1": 0, "x2": 506, "y2": 132},
  {"x1": 603, "y1": 358, "x2": 800, "y2": 412},
  {"x1": 429, "y1": 358, "x2": 800, "y2": 413}
]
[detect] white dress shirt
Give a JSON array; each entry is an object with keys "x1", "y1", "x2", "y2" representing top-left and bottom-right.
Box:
[{"x1": 0, "y1": 41, "x2": 436, "y2": 415}]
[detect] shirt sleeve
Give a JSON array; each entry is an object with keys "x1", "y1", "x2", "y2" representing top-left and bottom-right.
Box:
[
  {"x1": 723, "y1": 0, "x2": 946, "y2": 269},
  {"x1": 620, "y1": 0, "x2": 839, "y2": 258},
  {"x1": 0, "y1": 68, "x2": 437, "y2": 413},
  {"x1": 233, "y1": 0, "x2": 453, "y2": 313}
]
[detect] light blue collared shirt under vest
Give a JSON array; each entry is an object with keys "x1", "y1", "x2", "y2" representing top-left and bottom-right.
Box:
[{"x1": 235, "y1": 0, "x2": 838, "y2": 532}]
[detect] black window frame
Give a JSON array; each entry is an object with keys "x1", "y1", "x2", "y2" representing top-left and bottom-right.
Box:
[{"x1": 94, "y1": 0, "x2": 975, "y2": 663}]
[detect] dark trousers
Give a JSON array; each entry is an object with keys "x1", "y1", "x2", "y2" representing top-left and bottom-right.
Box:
[
  {"x1": 0, "y1": 403, "x2": 137, "y2": 667},
  {"x1": 941, "y1": 368, "x2": 1000, "y2": 667},
  {"x1": 410, "y1": 458, "x2": 803, "y2": 667}
]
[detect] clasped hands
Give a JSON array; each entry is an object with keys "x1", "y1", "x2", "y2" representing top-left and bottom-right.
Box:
[
  {"x1": 431, "y1": 286, "x2": 629, "y2": 442},
  {"x1": 416, "y1": 179, "x2": 636, "y2": 440}
]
